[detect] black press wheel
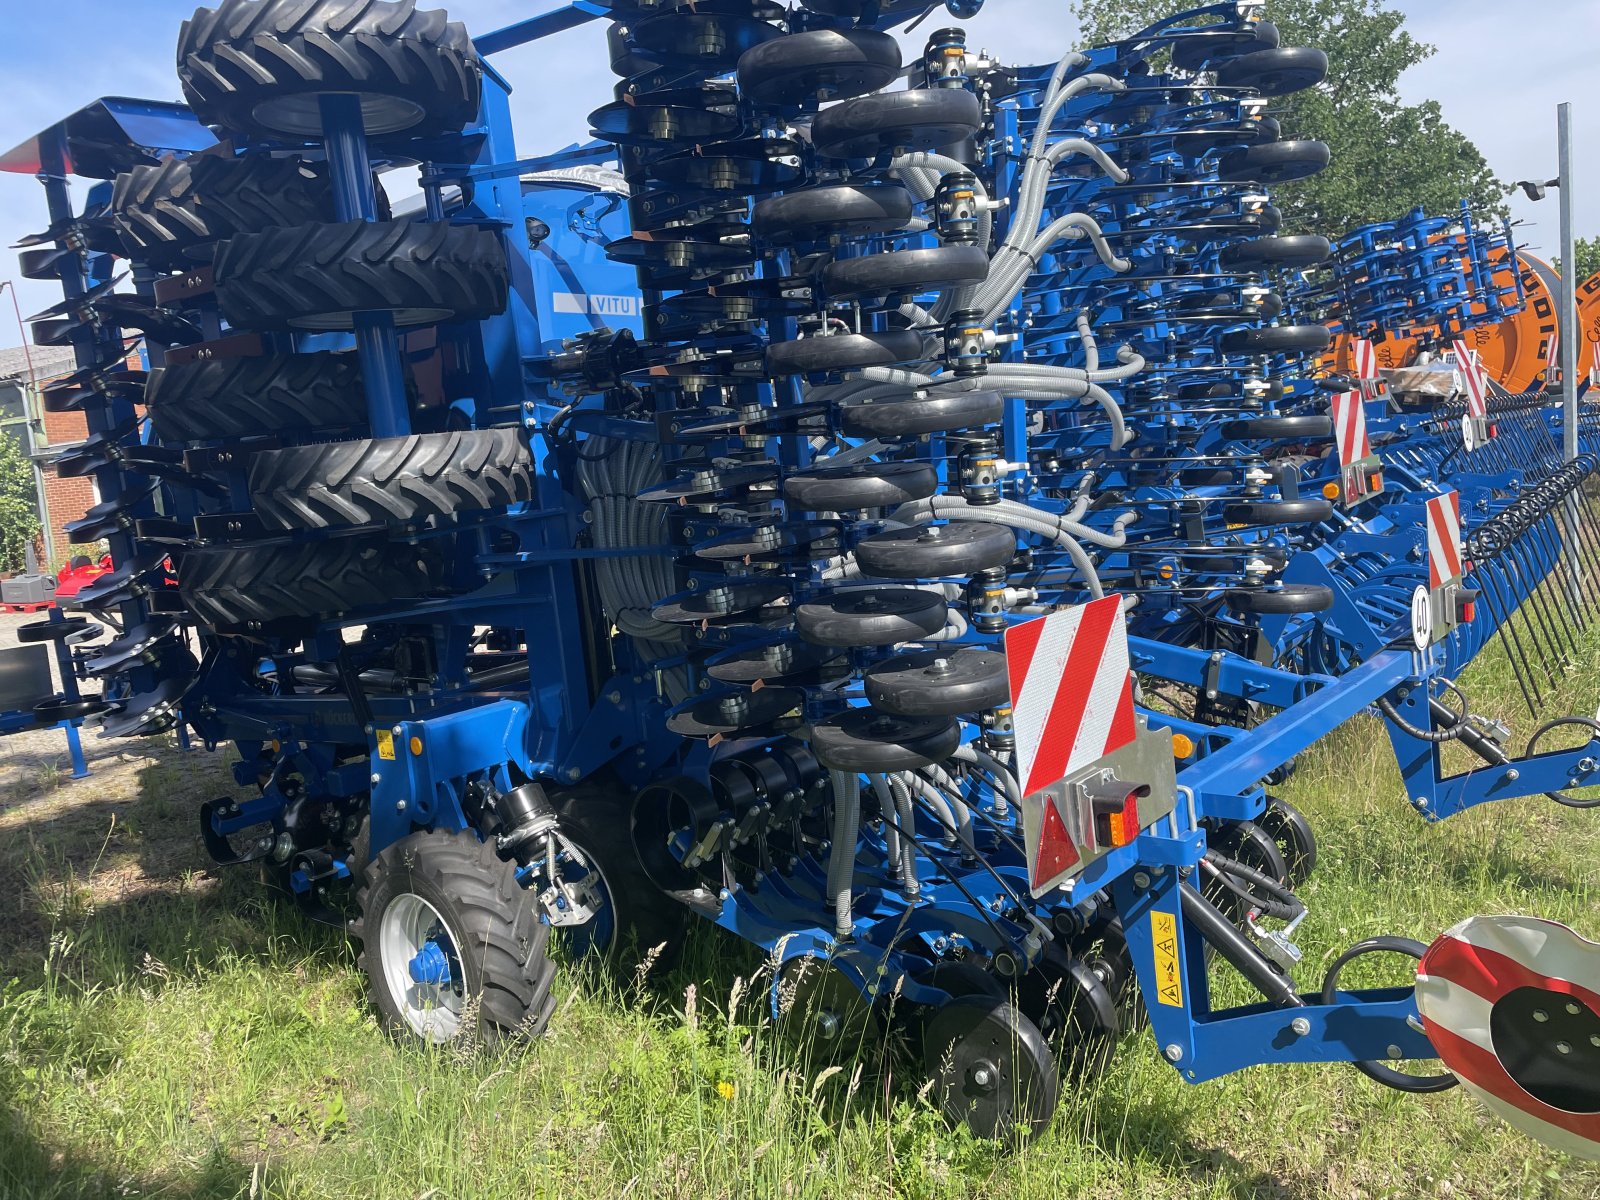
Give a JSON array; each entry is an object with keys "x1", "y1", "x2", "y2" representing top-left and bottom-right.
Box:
[
  {"x1": 1219, "y1": 234, "x2": 1332, "y2": 270},
  {"x1": 1215, "y1": 47, "x2": 1329, "y2": 96},
  {"x1": 178, "y1": 0, "x2": 482, "y2": 140},
  {"x1": 1219, "y1": 324, "x2": 1332, "y2": 355},
  {"x1": 1218, "y1": 415, "x2": 1333, "y2": 441},
  {"x1": 1223, "y1": 583, "x2": 1336, "y2": 615},
  {"x1": 1257, "y1": 796, "x2": 1317, "y2": 885},
  {"x1": 214, "y1": 219, "x2": 508, "y2": 332},
  {"x1": 178, "y1": 531, "x2": 447, "y2": 629},
  {"x1": 751, "y1": 184, "x2": 914, "y2": 244},
  {"x1": 1221, "y1": 497, "x2": 1335, "y2": 527},
  {"x1": 735, "y1": 27, "x2": 901, "y2": 108},
  {"x1": 1218, "y1": 139, "x2": 1332, "y2": 185},
  {"x1": 923, "y1": 997, "x2": 1059, "y2": 1143},
  {"x1": 811, "y1": 88, "x2": 982, "y2": 159},
  {"x1": 146, "y1": 352, "x2": 370, "y2": 443},
  {"x1": 247, "y1": 428, "x2": 534, "y2": 531},
  {"x1": 356, "y1": 829, "x2": 555, "y2": 1044},
  {"x1": 550, "y1": 783, "x2": 691, "y2": 975}
]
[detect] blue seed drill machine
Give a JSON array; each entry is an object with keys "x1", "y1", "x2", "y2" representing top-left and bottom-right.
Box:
[{"x1": 3, "y1": 0, "x2": 1599, "y2": 1152}]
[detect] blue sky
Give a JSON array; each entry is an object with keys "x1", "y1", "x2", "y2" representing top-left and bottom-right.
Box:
[{"x1": 0, "y1": 0, "x2": 1593, "y2": 326}]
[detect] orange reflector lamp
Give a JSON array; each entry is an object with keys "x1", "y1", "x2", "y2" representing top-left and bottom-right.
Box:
[
  {"x1": 409, "y1": 736, "x2": 423, "y2": 756},
  {"x1": 1322, "y1": 482, "x2": 1340, "y2": 500},
  {"x1": 1159, "y1": 563, "x2": 1175, "y2": 580},
  {"x1": 1171, "y1": 732, "x2": 1195, "y2": 758}
]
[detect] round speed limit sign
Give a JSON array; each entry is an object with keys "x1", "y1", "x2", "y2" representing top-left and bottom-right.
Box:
[{"x1": 1411, "y1": 585, "x2": 1433, "y2": 649}]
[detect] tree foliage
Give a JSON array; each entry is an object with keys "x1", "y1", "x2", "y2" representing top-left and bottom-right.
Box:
[
  {"x1": 1068, "y1": 0, "x2": 1505, "y2": 236},
  {"x1": 1559, "y1": 236, "x2": 1600, "y2": 285},
  {"x1": 0, "y1": 429, "x2": 40, "y2": 573}
]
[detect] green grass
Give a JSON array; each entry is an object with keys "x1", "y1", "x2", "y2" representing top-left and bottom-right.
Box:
[{"x1": 2, "y1": 632, "x2": 1600, "y2": 1199}]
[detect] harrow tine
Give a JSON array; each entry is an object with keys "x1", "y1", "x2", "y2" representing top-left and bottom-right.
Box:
[{"x1": 1475, "y1": 553, "x2": 1544, "y2": 713}]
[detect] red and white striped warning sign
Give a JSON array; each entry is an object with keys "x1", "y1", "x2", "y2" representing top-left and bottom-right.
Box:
[
  {"x1": 1426, "y1": 490, "x2": 1464, "y2": 589},
  {"x1": 1590, "y1": 339, "x2": 1600, "y2": 388},
  {"x1": 1005, "y1": 594, "x2": 1136, "y2": 801},
  {"x1": 1453, "y1": 338, "x2": 1489, "y2": 420},
  {"x1": 1331, "y1": 389, "x2": 1370, "y2": 467},
  {"x1": 1352, "y1": 337, "x2": 1380, "y2": 381},
  {"x1": 1417, "y1": 916, "x2": 1600, "y2": 1161},
  {"x1": 1548, "y1": 329, "x2": 1561, "y2": 381}
]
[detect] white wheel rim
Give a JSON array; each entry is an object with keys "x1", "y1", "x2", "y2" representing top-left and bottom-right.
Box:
[{"x1": 379, "y1": 893, "x2": 466, "y2": 1042}]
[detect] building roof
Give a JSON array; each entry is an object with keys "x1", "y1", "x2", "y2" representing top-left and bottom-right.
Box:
[{"x1": 0, "y1": 344, "x2": 80, "y2": 386}]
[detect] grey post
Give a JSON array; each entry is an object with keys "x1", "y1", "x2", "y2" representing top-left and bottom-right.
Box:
[{"x1": 1559, "y1": 103, "x2": 1582, "y2": 593}]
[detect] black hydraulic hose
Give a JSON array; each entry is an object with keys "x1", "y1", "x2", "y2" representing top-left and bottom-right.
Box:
[
  {"x1": 1201, "y1": 851, "x2": 1302, "y2": 921},
  {"x1": 1178, "y1": 882, "x2": 1303, "y2": 1008},
  {"x1": 1375, "y1": 680, "x2": 1470, "y2": 743}
]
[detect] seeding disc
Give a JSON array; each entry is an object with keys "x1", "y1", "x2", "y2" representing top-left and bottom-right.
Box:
[
  {"x1": 706, "y1": 640, "x2": 845, "y2": 683},
  {"x1": 863, "y1": 648, "x2": 1010, "y2": 716},
  {"x1": 666, "y1": 686, "x2": 804, "y2": 737},
  {"x1": 650, "y1": 578, "x2": 791, "y2": 624}
]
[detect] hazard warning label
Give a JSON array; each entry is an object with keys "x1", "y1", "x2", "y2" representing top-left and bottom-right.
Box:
[{"x1": 1151, "y1": 910, "x2": 1183, "y2": 1007}]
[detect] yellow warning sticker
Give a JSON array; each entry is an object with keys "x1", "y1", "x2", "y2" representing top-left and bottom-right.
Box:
[
  {"x1": 375, "y1": 729, "x2": 395, "y2": 761},
  {"x1": 1152, "y1": 910, "x2": 1183, "y2": 1007}
]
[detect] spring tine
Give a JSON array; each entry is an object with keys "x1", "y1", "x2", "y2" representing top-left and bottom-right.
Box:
[
  {"x1": 1530, "y1": 509, "x2": 1586, "y2": 642},
  {"x1": 1505, "y1": 539, "x2": 1565, "y2": 676},
  {"x1": 1475, "y1": 553, "x2": 1540, "y2": 714}
]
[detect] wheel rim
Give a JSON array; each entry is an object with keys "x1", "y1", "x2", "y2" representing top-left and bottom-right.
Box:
[{"x1": 379, "y1": 893, "x2": 466, "y2": 1041}]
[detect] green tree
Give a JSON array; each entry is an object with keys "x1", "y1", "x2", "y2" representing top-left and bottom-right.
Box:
[
  {"x1": 1069, "y1": 0, "x2": 1505, "y2": 236},
  {"x1": 0, "y1": 429, "x2": 41, "y2": 573},
  {"x1": 1558, "y1": 236, "x2": 1600, "y2": 283}
]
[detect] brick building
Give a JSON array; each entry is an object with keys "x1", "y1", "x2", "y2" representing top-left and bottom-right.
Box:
[{"x1": 0, "y1": 342, "x2": 133, "y2": 570}]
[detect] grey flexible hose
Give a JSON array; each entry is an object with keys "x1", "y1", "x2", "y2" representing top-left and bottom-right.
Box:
[{"x1": 827, "y1": 769, "x2": 861, "y2": 938}]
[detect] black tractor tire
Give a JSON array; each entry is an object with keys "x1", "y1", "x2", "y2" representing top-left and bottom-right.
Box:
[
  {"x1": 147, "y1": 352, "x2": 370, "y2": 443},
  {"x1": 179, "y1": 532, "x2": 446, "y2": 628},
  {"x1": 356, "y1": 830, "x2": 556, "y2": 1044},
  {"x1": 215, "y1": 219, "x2": 509, "y2": 332},
  {"x1": 112, "y1": 159, "x2": 212, "y2": 270},
  {"x1": 550, "y1": 784, "x2": 690, "y2": 976},
  {"x1": 248, "y1": 428, "x2": 533, "y2": 530},
  {"x1": 178, "y1": 0, "x2": 482, "y2": 140}
]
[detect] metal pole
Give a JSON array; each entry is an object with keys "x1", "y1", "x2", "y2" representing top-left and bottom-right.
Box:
[{"x1": 1559, "y1": 103, "x2": 1583, "y2": 598}]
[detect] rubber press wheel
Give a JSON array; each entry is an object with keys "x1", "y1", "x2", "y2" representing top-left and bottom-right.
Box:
[
  {"x1": 178, "y1": 0, "x2": 483, "y2": 140},
  {"x1": 1219, "y1": 235, "x2": 1332, "y2": 270},
  {"x1": 767, "y1": 329, "x2": 925, "y2": 376},
  {"x1": 854, "y1": 522, "x2": 1016, "y2": 578},
  {"x1": 1170, "y1": 19, "x2": 1278, "y2": 71},
  {"x1": 1220, "y1": 497, "x2": 1334, "y2": 527},
  {"x1": 863, "y1": 647, "x2": 1010, "y2": 716},
  {"x1": 822, "y1": 245, "x2": 989, "y2": 302},
  {"x1": 751, "y1": 184, "x2": 914, "y2": 244},
  {"x1": 356, "y1": 829, "x2": 555, "y2": 1044},
  {"x1": 796, "y1": 587, "x2": 949, "y2": 646},
  {"x1": 1217, "y1": 140, "x2": 1331, "y2": 185},
  {"x1": 923, "y1": 997, "x2": 1059, "y2": 1143},
  {"x1": 1215, "y1": 47, "x2": 1329, "y2": 96},
  {"x1": 146, "y1": 352, "x2": 370, "y2": 443},
  {"x1": 1219, "y1": 324, "x2": 1331, "y2": 355},
  {"x1": 736, "y1": 28, "x2": 901, "y2": 107},
  {"x1": 811, "y1": 89, "x2": 982, "y2": 159},
  {"x1": 179, "y1": 532, "x2": 447, "y2": 628},
  {"x1": 838, "y1": 386, "x2": 1003, "y2": 438},
  {"x1": 248, "y1": 428, "x2": 533, "y2": 530},
  {"x1": 810, "y1": 710, "x2": 960, "y2": 772},
  {"x1": 215, "y1": 219, "x2": 508, "y2": 331},
  {"x1": 783, "y1": 461, "x2": 938, "y2": 510}
]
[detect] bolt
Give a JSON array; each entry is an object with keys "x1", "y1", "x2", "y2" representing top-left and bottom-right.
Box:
[
  {"x1": 1132, "y1": 871, "x2": 1151, "y2": 889},
  {"x1": 1506, "y1": 768, "x2": 1520, "y2": 782},
  {"x1": 1534, "y1": 1009, "x2": 1549, "y2": 1023},
  {"x1": 391, "y1": 725, "x2": 403, "y2": 737},
  {"x1": 1568, "y1": 1003, "x2": 1583, "y2": 1016},
  {"x1": 1386, "y1": 1044, "x2": 1404, "y2": 1060},
  {"x1": 1556, "y1": 1041, "x2": 1573, "y2": 1055},
  {"x1": 566, "y1": 767, "x2": 581, "y2": 781},
  {"x1": 1290, "y1": 1017, "x2": 1311, "y2": 1037},
  {"x1": 1163, "y1": 1044, "x2": 1183, "y2": 1062},
  {"x1": 971, "y1": 1066, "x2": 993, "y2": 1087},
  {"x1": 370, "y1": 773, "x2": 382, "y2": 785},
  {"x1": 363, "y1": 724, "x2": 373, "y2": 735},
  {"x1": 396, "y1": 800, "x2": 407, "y2": 812},
  {"x1": 607, "y1": 690, "x2": 622, "y2": 704}
]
